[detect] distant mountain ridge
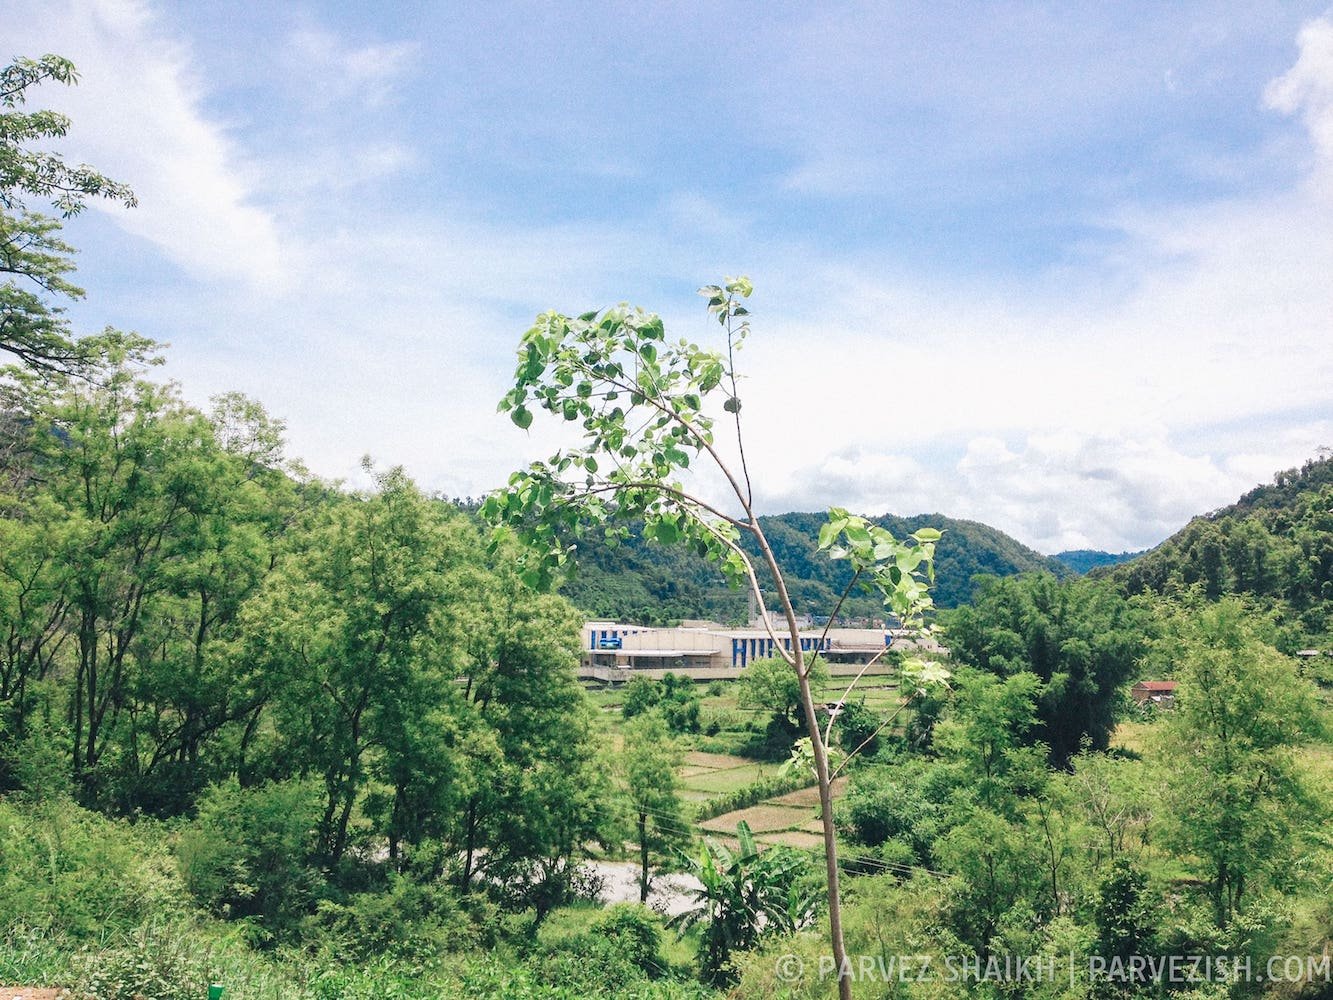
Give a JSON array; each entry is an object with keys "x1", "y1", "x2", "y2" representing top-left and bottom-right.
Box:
[
  {"x1": 560, "y1": 510, "x2": 1067, "y2": 624},
  {"x1": 1052, "y1": 549, "x2": 1146, "y2": 574}
]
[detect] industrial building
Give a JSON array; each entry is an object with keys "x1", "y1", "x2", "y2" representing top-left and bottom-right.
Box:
[{"x1": 579, "y1": 620, "x2": 942, "y2": 680}]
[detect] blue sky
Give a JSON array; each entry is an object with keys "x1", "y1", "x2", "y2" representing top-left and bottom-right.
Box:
[{"x1": 8, "y1": 1, "x2": 1333, "y2": 552}]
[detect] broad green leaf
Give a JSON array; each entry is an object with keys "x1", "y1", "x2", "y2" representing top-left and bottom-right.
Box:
[{"x1": 817, "y1": 521, "x2": 839, "y2": 549}]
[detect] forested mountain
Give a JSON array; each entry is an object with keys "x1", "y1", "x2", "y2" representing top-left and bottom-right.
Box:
[
  {"x1": 560, "y1": 510, "x2": 1066, "y2": 624},
  {"x1": 1108, "y1": 454, "x2": 1333, "y2": 641},
  {"x1": 1051, "y1": 549, "x2": 1146, "y2": 574}
]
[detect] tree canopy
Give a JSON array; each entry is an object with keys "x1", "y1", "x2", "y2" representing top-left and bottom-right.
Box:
[
  {"x1": 1, "y1": 55, "x2": 137, "y2": 376},
  {"x1": 944, "y1": 573, "x2": 1149, "y2": 766}
]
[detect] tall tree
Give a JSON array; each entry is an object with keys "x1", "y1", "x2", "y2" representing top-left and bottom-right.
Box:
[
  {"x1": 1155, "y1": 599, "x2": 1325, "y2": 926},
  {"x1": 484, "y1": 278, "x2": 948, "y2": 997},
  {"x1": 1, "y1": 56, "x2": 137, "y2": 376},
  {"x1": 251, "y1": 466, "x2": 473, "y2": 866},
  {"x1": 622, "y1": 712, "x2": 687, "y2": 903},
  {"x1": 736, "y1": 654, "x2": 828, "y2": 740},
  {"x1": 453, "y1": 557, "x2": 615, "y2": 909},
  {"x1": 28, "y1": 361, "x2": 239, "y2": 802},
  {"x1": 946, "y1": 573, "x2": 1147, "y2": 766}
]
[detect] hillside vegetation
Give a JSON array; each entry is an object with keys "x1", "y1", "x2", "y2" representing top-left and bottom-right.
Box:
[
  {"x1": 562, "y1": 511, "x2": 1065, "y2": 624},
  {"x1": 1109, "y1": 454, "x2": 1333, "y2": 645}
]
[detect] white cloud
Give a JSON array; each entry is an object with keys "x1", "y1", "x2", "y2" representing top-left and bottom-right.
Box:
[
  {"x1": 1265, "y1": 16, "x2": 1333, "y2": 168},
  {"x1": 287, "y1": 27, "x2": 418, "y2": 111},
  {"x1": 9, "y1": 3, "x2": 1333, "y2": 559},
  {"x1": 8, "y1": 0, "x2": 285, "y2": 289},
  {"x1": 703, "y1": 17, "x2": 1333, "y2": 550},
  {"x1": 761, "y1": 424, "x2": 1333, "y2": 554}
]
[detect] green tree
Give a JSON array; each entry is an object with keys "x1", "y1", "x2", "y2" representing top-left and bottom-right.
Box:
[
  {"x1": 1154, "y1": 598, "x2": 1324, "y2": 927},
  {"x1": 250, "y1": 466, "x2": 473, "y2": 867},
  {"x1": 19, "y1": 359, "x2": 258, "y2": 805},
  {"x1": 1, "y1": 56, "x2": 136, "y2": 376},
  {"x1": 621, "y1": 675, "x2": 662, "y2": 719},
  {"x1": 452, "y1": 557, "x2": 616, "y2": 911},
  {"x1": 622, "y1": 713, "x2": 688, "y2": 903},
  {"x1": 484, "y1": 279, "x2": 947, "y2": 997},
  {"x1": 930, "y1": 670, "x2": 1054, "y2": 952},
  {"x1": 736, "y1": 655, "x2": 828, "y2": 738},
  {"x1": 669, "y1": 821, "x2": 819, "y2": 985},
  {"x1": 1093, "y1": 857, "x2": 1159, "y2": 973},
  {"x1": 0, "y1": 497, "x2": 73, "y2": 758},
  {"x1": 945, "y1": 574, "x2": 1147, "y2": 766}
]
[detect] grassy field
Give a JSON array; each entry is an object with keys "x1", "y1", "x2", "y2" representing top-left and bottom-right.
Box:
[{"x1": 592, "y1": 673, "x2": 886, "y2": 856}]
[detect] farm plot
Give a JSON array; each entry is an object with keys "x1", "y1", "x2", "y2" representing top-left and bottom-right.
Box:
[{"x1": 699, "y1": 803, "x2": 812, "y2": 835}]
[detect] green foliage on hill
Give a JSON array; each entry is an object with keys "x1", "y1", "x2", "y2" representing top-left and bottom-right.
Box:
[
  {"x1": 561, "y1": 511, "x2": 1064, "y2": 623},
  {"x1": 943, "y1": 573, "x2": 1150, "y2": 765},
  {"x1": 1110, "y1": 454, "x2": 1333, "y2": 643}
]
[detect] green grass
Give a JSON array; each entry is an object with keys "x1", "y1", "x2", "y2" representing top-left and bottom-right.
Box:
[{"x1": 678, "y1": 764, "x2": 776, "y2": 795}]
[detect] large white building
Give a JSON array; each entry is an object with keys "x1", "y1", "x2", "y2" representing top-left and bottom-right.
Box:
[{"x1": 580, "y1": 620, "x2": 940, "y2": 678}]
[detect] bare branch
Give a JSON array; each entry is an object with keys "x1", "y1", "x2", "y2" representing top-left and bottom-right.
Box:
[
  {"x1": 822, "y1": 645, "x2": 891, "y2": 748},
  {"x1": 830, "y1": 688, "x2": 922, "y2": 780}
]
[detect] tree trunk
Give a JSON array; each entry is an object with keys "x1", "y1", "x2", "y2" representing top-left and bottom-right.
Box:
[
  {"x1": 750, "y1": 521, "x2": 854, "y2": 1000},
  {"x1": 639, "y1": 812, "x2": 650, "y2": 903},
  {"x1": 795, "y1": 650, "x2": 854, "y2": 1000}
]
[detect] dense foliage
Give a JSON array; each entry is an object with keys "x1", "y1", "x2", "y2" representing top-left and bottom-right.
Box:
[
  {"x1": 562, "y1": 510, "x2": 1065, "y2": 624},
  {"x1": 1111, "y1": 454, "x2": 1333, "y2": 644},
  {"x1": 943, "y1": 574, "x2": 1150, "y2": 765}
]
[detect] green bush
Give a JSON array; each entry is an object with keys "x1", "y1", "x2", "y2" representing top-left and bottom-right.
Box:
[
  {"x1": 177, "y1": 777, "x2": 322, "y2": 936},
  {"x1": 307, "y1": 875, "x2": 480, "y2": 963},
  {"x1": 836, "y1": 762, "x2": 942, "y2": 864},
  {"x1": 0, "y1": 797, "x2": 184, "y2": 938},
  {"x1": 591, "y1": 903, "x2": 665, "y2": 976},
  {"x1": 528, "y1": 933, "x2": 645, "y2": 993},
  {"x1": 72, "y1": 921, "x2": 218, "y2": 1000}
]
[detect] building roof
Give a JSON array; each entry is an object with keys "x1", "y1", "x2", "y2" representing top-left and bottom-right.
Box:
[
  {"x1": 601, "y1": 649, "x2": 717, "y2": 658},
  {"x1": 1133, "y1": 680, "x2": 1178, "y2": 692}
]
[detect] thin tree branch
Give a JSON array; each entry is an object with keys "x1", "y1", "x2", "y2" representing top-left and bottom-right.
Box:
[
  {"x1": 830, "y1": 688, "x2": 922, "y2": 780},
  {"x1": 822, "y1": 645, "x2": 891, "y2": 749}
]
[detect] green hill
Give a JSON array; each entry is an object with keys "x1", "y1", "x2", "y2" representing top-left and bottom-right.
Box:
[
  {"x1": 560, "y1": 510, "x2": 1066, "y2": 624},
  {"x1": 1108, "y1": 453, "x2": 1333, "y2": 642}
]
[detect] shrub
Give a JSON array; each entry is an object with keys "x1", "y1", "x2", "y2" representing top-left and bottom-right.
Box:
[
  {"x1": 72, "y1": 921, "x2": 218, "y2": 1000},
  {"x1": 0, "y1": 798, "x2": 184, "y2": 938},
  {"x1": 591, "y1": 903, "x2": 664, "y2": 976},
  {"x1": 529, "y1": 932, "x2": 645, "y2": 993},
  {"x1": 177, "y1": 777, "x2": 322, "y2": 936},
  {"x1": 837, "y1": 763, "x2": 942, "y2": 864},
  {"x1": 308, "y1": 876, "x2": 480, "y2": 963}
]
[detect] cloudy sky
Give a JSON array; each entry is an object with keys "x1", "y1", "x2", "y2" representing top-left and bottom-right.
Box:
[{"x1": 8, "y1": 1, "x2": 1333, "y2": 553}]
